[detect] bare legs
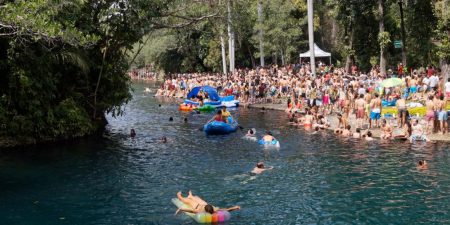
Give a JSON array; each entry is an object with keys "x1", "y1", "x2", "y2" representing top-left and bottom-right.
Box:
[{"x1": 177, "y1": 191, "x2": 208, "y2": 209}]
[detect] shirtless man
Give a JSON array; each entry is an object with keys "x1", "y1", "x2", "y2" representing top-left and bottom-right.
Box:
[
  {"x1": 364, "y1": 90, "x2": 372, "y2": 122},
  {"x1": 352, "y1": 128, "x2": 363, "y2": 138},
  {"x1": 176, "y1": 191, "x2": 240, "y2": 214},
  {"x1": 425, "y1": 95, "x2": 435, "y2": 134},
  {"x1": 355, "y1": 94, "x2": 366, "y2": 128},
  {"x1": 396, "y1": 96, "x2": 407, "y2": 128},
  {"x1": 369, "y1": 93, "x2": 382, "y2": 128},
  {"x1": 341, "y1": 125, "x2": 352, "y2": 137},
  {"x1": 251, "y1": 162, "x2": 274, "y2": 174},
  {"x1": 436, "y1": 95, "x2": 448, "y2": 134},
  {"x1": 342, "y1": 94, "x2": 351, "y2": 128},
  {"x1": 380, "y1": 119, "x2": 393, "y2": 140}
]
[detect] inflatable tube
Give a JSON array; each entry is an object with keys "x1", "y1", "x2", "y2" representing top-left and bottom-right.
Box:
[
  {"x1": 198, "y1": 105, "x2": 216, "y2": 112},
  {"x1": 179, "y1": 104, "x2": 197, "y2": 111},
  {"x1": 258, "y1": 139, "x2": 280, "y2": 148},
  {"x1": 220, "y1": 95, "x2": 235, "y2": 101},
  {"x1": 204, "y1": 101, "x2": 222, "y2": 106},
  {"x1": 204, "y1": 120, "x2": 238, "y2": 135},
  {"x1": 172, "y1": 198, "x2": 231, "y2": 224}
]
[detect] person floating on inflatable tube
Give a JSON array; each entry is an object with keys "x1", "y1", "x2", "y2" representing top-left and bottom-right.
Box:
[
  {"x1": 175, "y1": 191, "x2": 241, "y2": 215},
  {"x1": 251, "y1": 162, "x2": 273, "y2": 174},
  {"x1": 262, "y1": 131, "x2": 275, "y2": 142},
  {"x1": 208, "y1": 110, "x2": 225, "y2": 123},
  {"x1": 221, "y1": 108, "x2": 234, "y2": 123}
]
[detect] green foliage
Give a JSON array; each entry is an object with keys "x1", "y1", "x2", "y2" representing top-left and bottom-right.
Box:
[
  {"x1": 378, "y1": 31, "x2": 391, "y2": 50},
  {"x1": 0, "y1": 0, "x2": 181, "y2": 144}
]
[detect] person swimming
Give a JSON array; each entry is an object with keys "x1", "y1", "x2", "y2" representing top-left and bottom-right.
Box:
[
  {"x1": 130, "y1": 129, "x2": 136, "y2": 138},
  {"x1": 175, "y1": 191, "x2": 240, "y2": 215},
  {"x1": 169, "y1": 117, "x2": 174, "y2": 121},
  {"x1": 251, "y1": 162, "x2": 273, "y2": 174},
  {"x1": 352, "y1": 128, "x2": 362, "y2": 138},
  {"x1": 262, "y1": 131, "x2": 275, "y2": 142},
  {"x1": 365, "y1": 131, "x2": 374, "y2": 141},
  {"x1": 184, "y1": 117, "x2": 188, "y2": 123},
  {"x1": 417, "y1": 160, "x2": 428, "y2": 170},
  {"x1": 160, "y1": 136, "x2": 167, "y2": 143},
  {"x1": 247, "y1": 128, "x2": 256, "y2": 136}
]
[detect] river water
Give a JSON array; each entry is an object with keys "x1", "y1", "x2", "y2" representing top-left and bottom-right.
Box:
[{"x1": 1, "y1": 83, "x2": 449, "y2": 225}]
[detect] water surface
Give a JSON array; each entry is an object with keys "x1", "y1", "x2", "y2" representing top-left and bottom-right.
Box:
[{"x1": 1, "y1": 83, "x2": 449, "y2": 225}]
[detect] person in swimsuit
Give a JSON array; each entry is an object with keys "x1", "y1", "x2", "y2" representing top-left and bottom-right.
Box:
[
  {"x1": 251, "y1": 162, "x2": 274, "y2": 174},
  {"x1": 425, "y1": 95, "x2": 435, "y2": 134},
  {"x1": 262, "y1": 131, "x2": 276, "y2": 142},
  {"x1": 208, "y1": 110, "x2": 224, "y2": 123},
  {"x1": 355, "y1": 94, "x2": 366, "y2": 128},
  {"x1": 396, "y1": 96, "x2": 407, "y2": 128},
  {"x1": 410, "y1": 119, "x2": 431, "y2": 142},
  {"x1": 436, "y1": 95, "x2": 448, "y2": 134},
  {"x1": 380, "y1": 119, "x2": 393, "y2": 140},
  {"x1": 221, "y1": 108, "x2": 233, "y2": 123},
  {"x1": 417, "y1": 160, "x2": 428, "y2": 170},
  {"x1": 175, "y1": 191, "x2": 240, "y2": 214},
  {"x1": 352, "y1": 128, "x2": 362, "y2": 138},
  {"x1": 341, "y1": 125, "x2": 352, "y2": 137},
  {"x1": 303, "y1": 110, "x2": 314, "y2": 128},
  {"x1": 369, "y1": 93, "x2": 382, "y2": 128}
]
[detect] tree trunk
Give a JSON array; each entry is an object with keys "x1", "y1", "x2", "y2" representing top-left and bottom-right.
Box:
[
  {"x1": 258, "y1": 0, "x2": 264, "y2": 67},
  {"x1": 331, "y1": 18, "x2": 338, "y2": 46},
  {"x1": 247, "y1": 44, "x2": 256, "y2": 68},
  {"x1": 379, "y1": 0, "x2": 387, "y2": 76},
  {"x1": 281, "y1": 49, "x2": 285, "y2": 65},
  {"x1": 345, "y1": 26, "x2": 354, "y2": 74},
  {"x1": 399, "y1": 0, "x2": 407, "y2": 66},
  {"x1": 441, "y1": 59, "x2": 449, "y2": 85},
  {"x1": 220, "y1": 34, "x2": 227, "y2": 75},
  {"x1": 227, "y1": 0, "x2": 234, "y2": 73}
]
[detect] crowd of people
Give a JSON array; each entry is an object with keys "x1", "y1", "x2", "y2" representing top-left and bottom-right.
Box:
[{"x1": 153, "y1": 62, "x2": 449, "y2": 141}]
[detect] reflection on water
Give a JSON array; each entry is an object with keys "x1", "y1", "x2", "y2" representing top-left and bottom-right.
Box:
[{"x1": 0, "y1": 82, "x2": 449, "y2": 225}]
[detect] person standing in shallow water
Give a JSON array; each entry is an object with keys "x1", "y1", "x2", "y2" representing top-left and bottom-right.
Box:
[{"x1": 369, "y1": 93, "x2": 382, "y2": 128}]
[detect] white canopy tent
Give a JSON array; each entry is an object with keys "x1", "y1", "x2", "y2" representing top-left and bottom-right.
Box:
[{"x1": 299, "y1": 43, "x2": 331, "y2": 65}]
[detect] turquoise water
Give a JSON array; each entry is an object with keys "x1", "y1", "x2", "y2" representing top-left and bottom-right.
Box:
[{"x1": 1, "y1": 83, "x2": 449, "y2": 225}]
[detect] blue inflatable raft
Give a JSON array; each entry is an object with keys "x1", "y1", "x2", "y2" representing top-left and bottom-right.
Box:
[{"x1": 204, "y1": 120, "x2": 238, "y2": 135}]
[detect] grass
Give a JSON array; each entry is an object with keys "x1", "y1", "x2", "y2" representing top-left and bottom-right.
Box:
[{"x1": 382, "y1": 105, "x2": 450, "y2": 116}]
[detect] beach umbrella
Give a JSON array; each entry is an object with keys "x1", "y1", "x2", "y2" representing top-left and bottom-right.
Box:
[{"x1": 381, "y1": 78, "x2": 404, "y2": 88}]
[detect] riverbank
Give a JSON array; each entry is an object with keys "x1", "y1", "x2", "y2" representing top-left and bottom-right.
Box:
[{"x1": 248, "y1": 103, "x2": 450, "y2": 142}]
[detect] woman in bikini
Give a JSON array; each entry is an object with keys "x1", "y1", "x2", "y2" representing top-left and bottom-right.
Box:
[{"x1": 176, "y1": 191, "x2": 240, "y2": 214}]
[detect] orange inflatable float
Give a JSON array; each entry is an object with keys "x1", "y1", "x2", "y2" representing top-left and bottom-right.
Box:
[{"x1": 179, "y1": 103, "x2": 197, "y2": 111}]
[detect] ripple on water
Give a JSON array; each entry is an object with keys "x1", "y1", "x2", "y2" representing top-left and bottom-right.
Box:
[{"x1": 0, "y1": 83, "x2": 449, "y2": 225}]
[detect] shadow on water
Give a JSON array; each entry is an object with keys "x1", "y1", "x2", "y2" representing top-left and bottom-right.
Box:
[{"x1": 0, "y1": 82, "x2": 449, "y2": 225}]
